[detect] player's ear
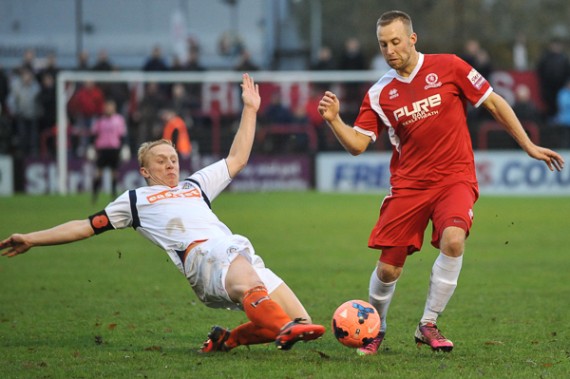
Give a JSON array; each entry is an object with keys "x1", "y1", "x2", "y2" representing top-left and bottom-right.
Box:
[
  {"x1": 140, "y1": 167, "x2": 150, "y2": 178},
  {"x1": 410, "y1": 32, "x2": 417, "y2": 46}
]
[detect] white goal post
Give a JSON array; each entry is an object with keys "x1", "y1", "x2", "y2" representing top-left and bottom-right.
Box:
[{"x1": 56, "y1": 70, "x2": 383, "y2": 195}]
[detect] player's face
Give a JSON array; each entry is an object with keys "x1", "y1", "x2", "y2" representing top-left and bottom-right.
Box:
[
  {"x1": 140, "y1": 144, "x2": 180, "y2": 187},
  {"x1": 377, "y1": 20, "x2": 417, "y2": 76}
]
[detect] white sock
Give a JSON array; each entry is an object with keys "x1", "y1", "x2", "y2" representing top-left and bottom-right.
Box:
[
  {"x1": 421, "y1": 252, "x2": 463, "y2": 325},
  {"x1": 368, "y1": 268, "x2": 397, "y2": 333}
]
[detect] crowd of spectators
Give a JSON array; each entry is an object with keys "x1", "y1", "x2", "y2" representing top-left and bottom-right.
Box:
[{"x1": 1, "y1": 35, "x2": 569, "y2": 164}]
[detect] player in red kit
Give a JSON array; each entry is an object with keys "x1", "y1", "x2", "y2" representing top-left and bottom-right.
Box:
[{"x1": 318, "y1": 10, "x2": 564, "y2": 355}]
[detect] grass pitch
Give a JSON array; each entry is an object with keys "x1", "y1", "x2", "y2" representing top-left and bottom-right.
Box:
[{"x1": 0, "y1": 192, "x2": 569, "y2": 378}]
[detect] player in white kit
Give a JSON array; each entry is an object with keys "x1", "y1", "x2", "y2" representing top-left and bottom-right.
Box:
[{"x1": 0, "y1": 74, "x2": 325, "y2": 352}]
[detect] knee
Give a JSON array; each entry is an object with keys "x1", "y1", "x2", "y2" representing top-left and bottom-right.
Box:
[
  {"x1": 225, "y1": 255, "x2": 265, "y2": 303},
  {"x1": 226, "y1": 280, "x2": 265, "y2": 304},
  {"x1": 440, "y1": 234, "x2": 465, "y2": 257},
  {"x1": 378, "y1": 263, "x2": 402, "y2": 283}
]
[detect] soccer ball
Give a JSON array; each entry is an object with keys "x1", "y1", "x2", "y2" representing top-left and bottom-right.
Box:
[{"x1": 331, "y1": 300, "x2": 381, "y2": 348}]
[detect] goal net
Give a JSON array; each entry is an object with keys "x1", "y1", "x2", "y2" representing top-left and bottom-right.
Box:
[{"x1": 55, "y1": 70, "x2": 383, "y2": 194}]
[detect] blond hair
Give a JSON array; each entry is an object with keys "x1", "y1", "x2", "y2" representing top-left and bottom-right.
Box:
[{"x1": 137, "y1": 139, "x2": 175, "y2": 167}]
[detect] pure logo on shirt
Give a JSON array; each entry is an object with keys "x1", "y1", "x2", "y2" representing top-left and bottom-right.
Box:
[{"x1": 393, "y1": 94, "x2": 442, "y2": 122}]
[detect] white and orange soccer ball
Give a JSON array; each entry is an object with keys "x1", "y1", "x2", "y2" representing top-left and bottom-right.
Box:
[{"x1": 331, "y1": 299, "x2": 381, "y2": 348}]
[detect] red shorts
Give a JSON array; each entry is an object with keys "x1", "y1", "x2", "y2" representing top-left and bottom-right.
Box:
[{"x1": 368, "y1": 181, "x2": 478, "y2": 267}]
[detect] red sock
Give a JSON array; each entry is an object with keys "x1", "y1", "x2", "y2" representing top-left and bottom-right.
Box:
[
  {"x1": 225, "y1": 322, "x2": 277, "y2": 348},
  {"x1": 242, "y1": 286, "x2": 291, "y2": 334}
]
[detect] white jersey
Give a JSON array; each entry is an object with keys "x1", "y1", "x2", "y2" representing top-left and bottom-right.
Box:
[{"x1": 104, "y1": 159, "x2": 233, "y2": 273}]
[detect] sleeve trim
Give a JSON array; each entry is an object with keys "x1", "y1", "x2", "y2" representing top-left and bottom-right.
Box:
[
  {"x1": 187, "y1": 179, "x2": 212, "y2": 209},
  {"x1": 128, "y1": 190, "x2": 141, "y2": 229}
]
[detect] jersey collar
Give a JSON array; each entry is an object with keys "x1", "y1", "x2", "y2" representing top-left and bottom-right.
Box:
[{"x1": 395, "y1": 52, "x2": 424, "y2": 83}]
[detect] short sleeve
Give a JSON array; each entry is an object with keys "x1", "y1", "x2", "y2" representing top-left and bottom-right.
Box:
[
  {"x1": 104, "y1": 190, "x2": 134, "y2": 229},
  {"x1": 453, "y1": 55, "x2": 493, "y2": 108},
  {"x1": 186, "y1": 160, "x2": 232, "y2": 202}
]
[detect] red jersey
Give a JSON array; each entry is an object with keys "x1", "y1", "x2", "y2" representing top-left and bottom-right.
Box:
[{"x1": 354, "y1": 53, "x2": 492, "y2": 189}]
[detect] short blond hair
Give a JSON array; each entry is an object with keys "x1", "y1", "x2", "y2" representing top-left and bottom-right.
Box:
[{"x1": 137, "y1": 139, "x2": 175, "y2": 167}]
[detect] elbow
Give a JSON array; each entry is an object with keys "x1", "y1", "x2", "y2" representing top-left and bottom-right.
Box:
[
  {"x1": 234, "y1": 160, "x2": 248, "y2": 174},
  {"x1": 226, "y1": 156, "x2": 248, "y2": 177},
  {"x1": 346, "y1": 145, "x2": 366, "y2": 156}
]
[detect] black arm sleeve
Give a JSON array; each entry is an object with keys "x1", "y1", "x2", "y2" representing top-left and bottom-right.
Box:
[{"x1": 88, "y1": 209, "x2": 115, "y2": 235}]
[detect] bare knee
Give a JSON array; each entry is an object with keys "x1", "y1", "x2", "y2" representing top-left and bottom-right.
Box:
[
  {"x1": 440, "y1": 227, "x2": 466, "y2": 257},
  {"x1": 377, "y1": 262, "x2": 402, "y2": 283},
  {"x1": 225, "y1": 255, "x2": 264, "y2": 303}
]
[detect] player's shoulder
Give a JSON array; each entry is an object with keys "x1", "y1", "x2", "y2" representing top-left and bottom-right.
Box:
[
  {"x1": 423, "y1": 53, "x2": 462, "y2": 65},
  {"x1": 369, "y1": 71, "x2": 398, "y2": 94},
  {"x1": 421, "y1": 54, "x2": 471, "y2": 76}
]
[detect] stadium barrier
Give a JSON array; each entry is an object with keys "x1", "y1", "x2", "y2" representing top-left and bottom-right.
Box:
[
  {"x1": 316, "y1": 151, "x2": 570, "y2": 196},
  {"x1": 21, "y1": 150, "x2": 570, "y2": 196}
]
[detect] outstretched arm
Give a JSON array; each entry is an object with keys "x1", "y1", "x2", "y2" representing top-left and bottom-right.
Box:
[
  {"x1": 0, "y1": 219, "x2": 94, "y2": 257},
  {"x1": 318, "y1": 91, "x2": 370, "y2": 155},
  {"x1": 226, "y1": 73, "x2": 261, "y2": 178},
  {"x1": 482, "y1": 92, "x2": 565, "y2": 172}
]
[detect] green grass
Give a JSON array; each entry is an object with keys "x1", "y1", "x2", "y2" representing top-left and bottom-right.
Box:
[{"x1": 1, "y1": 192, "x2": 569, "y2": 378}]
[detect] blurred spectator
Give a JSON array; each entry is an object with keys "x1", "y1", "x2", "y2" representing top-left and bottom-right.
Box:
[
  {"x1": 88, "y1": 99, "x2": 128, "y2": 203},
  {"x1": 553, "y1": 79, "x2": 570, "y2": 127},
  {"x1": 170, "y1": 55, "x2": 185, "y2": 71},
  {"x1": 160, "y1": 108, "x2": 192, "y2": 159},
  {"x1": 131, "y1": 82, "x2": 167, "y2": 149},
  {"x1": 234, "y1": 50, "x2": 259, "y2": 71},
  {"x1": 310, "y1": 46, "x2": 335, "y2": 91},
  {"x1": 547, "y1": 79, "x2": 570, "y2": 148},
  {"x1": 92, "y1": 45, "x2": 127, "y2": 115},
  {"x1": 20, "y1": 49, "x2": 37, "y2": 74},
  {"x1": 37, "y1": 52, "x2": 59, "y2": 82},
  {"x1": 263, "y1": 91, "x2": 294, "y2": 124},
  {"x1": 7, "y1": 68, "x2": 41, "y2": 157},
  {"x1": 370, "y1": 52, "x2": 390, "y2": 73},
  {"x1": 0, "y1": 65, "x2": 9, "y2": 112},
  {"x1": 185, "y1": 48, "x2": 206, "y2": 71},
  {"x1": 143, "y1": 45, "x2": 169, "y2": 71},
  {"x1": 305, "y1": 86, "x2": 329, "y2": 151},
  {"x1": 512, "y1": 84, "x2": 541, "y2": 124},
  {"x1": 339, "y1": 38, "x2": 367, "y2": 111},
  {"x1": 512, "y1": 32, "x2": 529, "y2": 71},
  {"x1": 260, "y1": 91, "x2": 296, "y2": 152},
  {"x1": 92, "y1": 49, "x2": 113, "y2": 71},
  {"x1": 0, "y1": 107, "x2": 10, "y2": 154},
  {"x1": 461, "y1": 39, "x2": 493, "y2": 79},
  {"x1": 183, "y1": 48, "x2": 206, "y2": 109},
  {"x1": 289, "y1": 105, "x2": 313, "y2": 152},
  {"x1": 218, "y1": 31, "x2": 244, "y2": 57},
  {"x1": 536, "y1": 38, "x2": 570, "y2": 118},
  {"x1": 169, "y1": 83, "x2": 193, "y2": 120},
  {"x1": 100, "y1": 67, "x2": 130, "y2": 114},
  {"x1": 35, "y1": 72, "x2": 57, "y2": 157},
  {"x1": 311, "y1": 46, "x2": 335, "y2": 70},
  {"x1": 76, "y1": 50, "x2": 90, "y2": 71},
  {"x1": 339, "y1": 38, "x2": 366, "y2": 70},
  {"x1": 67, "y1": 81, "x2": 105, "y2": 156}
]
